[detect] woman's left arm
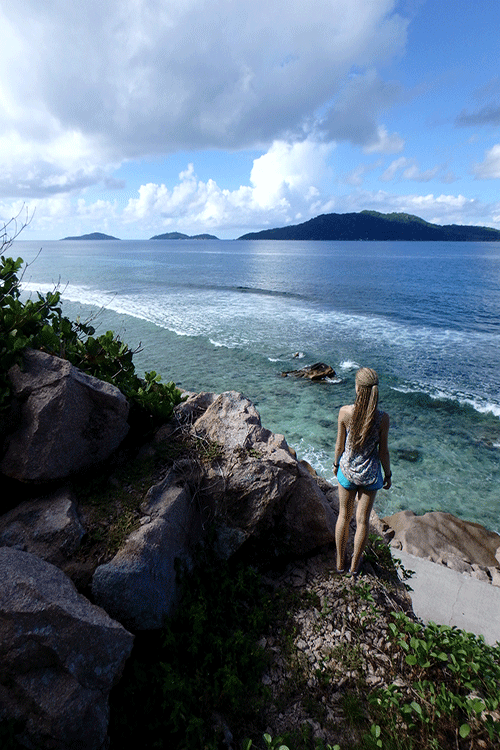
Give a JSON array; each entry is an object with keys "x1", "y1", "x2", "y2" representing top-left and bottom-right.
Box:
[{"x1": 379, "y1": 412, "x2": 391, "y2": 489}]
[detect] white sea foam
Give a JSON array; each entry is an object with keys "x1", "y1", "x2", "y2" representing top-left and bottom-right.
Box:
[
  {"x1": 292, "y1": 439, "x2": 334, "y2": 483},
  {"x1": 456, "y1": 396, "x2": 500, "y2": 419},
  {"x1": 21, "y1": 280, "x2": 500, "y2": 421},
  {"x1": 390, "y1": 384, "x2": 500, "y2": 420},
  {"x1": 268, "y1": 351, "x2": 305, "y2": 362},
  {"x1": 339, "y1": 360, "x2": 361, "y2": 371},
  {"x1": 208, "y1": 338, "x2": 240, "y2": 349},
  {"x1": 390, "y1": 385, "x2": 420, "y2": 395}
]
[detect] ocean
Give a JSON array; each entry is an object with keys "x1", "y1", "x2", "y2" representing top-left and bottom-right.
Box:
[{"x1": 14, "y1": 238, "x2": 500, "y2": 532}]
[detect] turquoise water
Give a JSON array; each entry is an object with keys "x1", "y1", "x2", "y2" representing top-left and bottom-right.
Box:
[{"x1": 14, "y1": 238, "x2": 500, "y2": 531}]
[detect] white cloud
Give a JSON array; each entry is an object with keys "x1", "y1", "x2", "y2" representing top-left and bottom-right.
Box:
[
  {"x1": 380, "y1": 157, "x2": 442, "y2": 182},
  {"x1": 4, "y1": 176, "x2": 500, "y2": 240},
  {"x1": 0, "y1": 194, "x2": 120, "y2": 239},
  {"x1": 123, "y1": 138, "x2": 336, "y2": 233},
  {"x1": 337, "y1": 189, "x2": 499, "y2": 228},
  {"x1": 319, "y1": 69, "x2": 405, "y2": 151},
  {"x1": 249, "y1": 140, "x2": 334, "y2": 208},
  {"x1": 473, "y1": 144, "x2": 500, "y2": 179},
  {"x1": 344, "y1": 161, "x2": 383, "y2": 186},
  {"x1": 362, "y1": 126, "x2": 405, "y2": 154},
  {"x1": 0, "y1": 0, "x2": 407, "y2": 197}
]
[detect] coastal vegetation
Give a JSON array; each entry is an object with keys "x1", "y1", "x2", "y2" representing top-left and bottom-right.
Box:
[
  {"x1": 108, "y1": 529, "x2": 500, "y2": 750},
  {"x1": 238, "y1": 210, "x2": 500, "y2": 241},
  {"x1": 0, "y1": 246, "x2": 183, "y2": 433}
]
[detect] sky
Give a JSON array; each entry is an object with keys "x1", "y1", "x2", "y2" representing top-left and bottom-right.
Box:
[{"x1": 1, "y1": 0, "x2": 500, "y2": 240}]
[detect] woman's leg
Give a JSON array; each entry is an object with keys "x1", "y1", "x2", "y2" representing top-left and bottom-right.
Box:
[
  {"x1": 350, "y1": 490, "x2": 377, "y2": 573},
  {"x1": 335, "y1": 485, "x2": 357, "y2": 571}
]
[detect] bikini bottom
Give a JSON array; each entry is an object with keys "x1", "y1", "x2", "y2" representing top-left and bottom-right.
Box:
[{"x1": 337, "y1": 464, "x2": 383, "y2": 492}]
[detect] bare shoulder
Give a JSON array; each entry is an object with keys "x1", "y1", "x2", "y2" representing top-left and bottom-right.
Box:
[
  {"x1": 338, "y1": 404, "x2": 354, "y2": 423},
  {"x1": 380, "y1": 411, "x2": 390, "y2": 430}
]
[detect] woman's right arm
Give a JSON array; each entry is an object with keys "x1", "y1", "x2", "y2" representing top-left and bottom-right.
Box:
[{"x1": 333, "y1": 406, "x2": 348, "y2": 475}]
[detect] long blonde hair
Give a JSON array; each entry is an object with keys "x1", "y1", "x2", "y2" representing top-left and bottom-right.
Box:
[{"x1": 349, "y1": 367, "x2": 379, "y2": 450}]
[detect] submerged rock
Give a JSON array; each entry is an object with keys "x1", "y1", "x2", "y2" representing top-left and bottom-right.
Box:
[
  {"x1": 394, "y1": 447, "x2": 422, "y2": 463},
  {"x1": 281, "y1": 362, "x2": 336, "y2": 380}
]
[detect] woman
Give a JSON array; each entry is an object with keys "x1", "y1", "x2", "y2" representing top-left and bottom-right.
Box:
[{"x1": 333, "y1": 367, "x2": 391, "y2": 575}]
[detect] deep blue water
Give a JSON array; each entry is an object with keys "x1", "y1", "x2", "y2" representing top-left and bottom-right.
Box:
[{"x1": 14, "y1": 238, "x2": 500, "y2": 531}]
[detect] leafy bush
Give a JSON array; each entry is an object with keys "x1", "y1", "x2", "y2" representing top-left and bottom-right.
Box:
[
  {"x1": 365, "y1": 612, "x2": 500, "y2": 749},
  {"x1": 108, "y1": 543, "x2": 274, "y2": 749},
  {"x1": 0, "y1": 252, "x2": 184, "y2": 425}
]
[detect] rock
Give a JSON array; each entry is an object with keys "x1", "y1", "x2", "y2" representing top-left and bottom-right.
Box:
[
  {"x1": 1, "y1": 348, "x2": 130, "y2": 483},
  {"x1": 191, "y1": 391, "x2": 337, "y2": 556},
  {"x1": 92, "y1": 392, "x2": 339, "y2": 631},
  {"x1": 470, "y1": 564, "x2": 491, "y2": 583},
  {"x1": 394, "y1": 448, "x2": 422, "y2": 463},
  {"x1": 383, "y1": 509, "x2": 500, "y2": 570},
  {"x1": 0, "y1": 487, "x2": 84, "y2": 565},
  {"x1": 174, "y1": 390, "x2": 218, "y2": 424},
  {"x1": 488, "y1": 567, "x2": 500, "y2": 587},
  {"x1": 0, "y1": 547, "x2": 134, "y2": 750},
  {"x1": 276, "y1": 461, "x2": 339, "y2": 555},
  {"x1": 281, "y1": 362, "x2": 336, "y2": 381},
  {"x1": 191, "y1": 389, "x2": 287, "y2": 450},
  {"x1": 92, "y1": 472, "x2": 204, "y2": 630}
]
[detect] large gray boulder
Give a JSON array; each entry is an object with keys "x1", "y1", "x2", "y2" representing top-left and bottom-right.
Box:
[
  {"x1": 1, "y1": 349, "x2": 130, "y2": 483},
  {"x1": 91, "y1": 392, "x2": 339, "y2": 630},
  {"x1": 0, "y1": 547, "x2": 134, "y2": 750},
  {"x1": 92, "y1": 472, "x2": 204, "y2": 631},
  {"x1": 0, "y1": 487, "x2": 84, "y2": 565},
  {"x1": 189, "y1": 391, "x2": 338, "y2": 556},
  {"x1": 384, "y1": 509, "x2": 500, "y2": 583}
]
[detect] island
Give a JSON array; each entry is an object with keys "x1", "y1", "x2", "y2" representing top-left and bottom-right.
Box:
[
  {"x1": 150, "y1": 232, "x2": 219, "y2": 240},
  {"x1": 238, "y1": 210, "x2": 500, "y2": 241},
  {"x1": 60, "y1": 232, "x2": 120, "y2": 240}
]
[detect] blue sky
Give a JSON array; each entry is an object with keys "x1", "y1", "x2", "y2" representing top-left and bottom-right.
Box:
[{"x1": 1, "y1": 0, "x2": 500, "y2": 240}]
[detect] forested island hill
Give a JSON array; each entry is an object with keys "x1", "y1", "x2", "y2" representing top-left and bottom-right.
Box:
[{"x1": 238, "y1": 210, "x2": 500, "y2": 241}]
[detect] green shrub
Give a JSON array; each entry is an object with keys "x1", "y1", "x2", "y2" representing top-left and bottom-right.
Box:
[
  {"x1": 0, "y1": 253, "x2": 184, "y2": 425},
  {"x1": 365, "y1": 612, "x2": 500, "y2": 749},
  {"x1": 108, "y1": 544, "x2": 274, "y2": 749}
]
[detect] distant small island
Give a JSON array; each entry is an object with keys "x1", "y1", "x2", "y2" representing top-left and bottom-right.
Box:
[
  {"x1": 61, "y1": 232, "x2": 120, "y2": 241},
  {"x1": 238, "y1": 211, "x2": 500, "y2": 241},
  {"x1": 150, "y1": 232, "x2": 219, "y2": 240}
]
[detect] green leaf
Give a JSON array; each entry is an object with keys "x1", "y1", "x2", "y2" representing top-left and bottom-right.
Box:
[
  {"x1": 410, "y1": 701, "x2": 423, "y2": 717},
  {"x1": 459, "y1": 723, "x2": 471, "y2": 738}
]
